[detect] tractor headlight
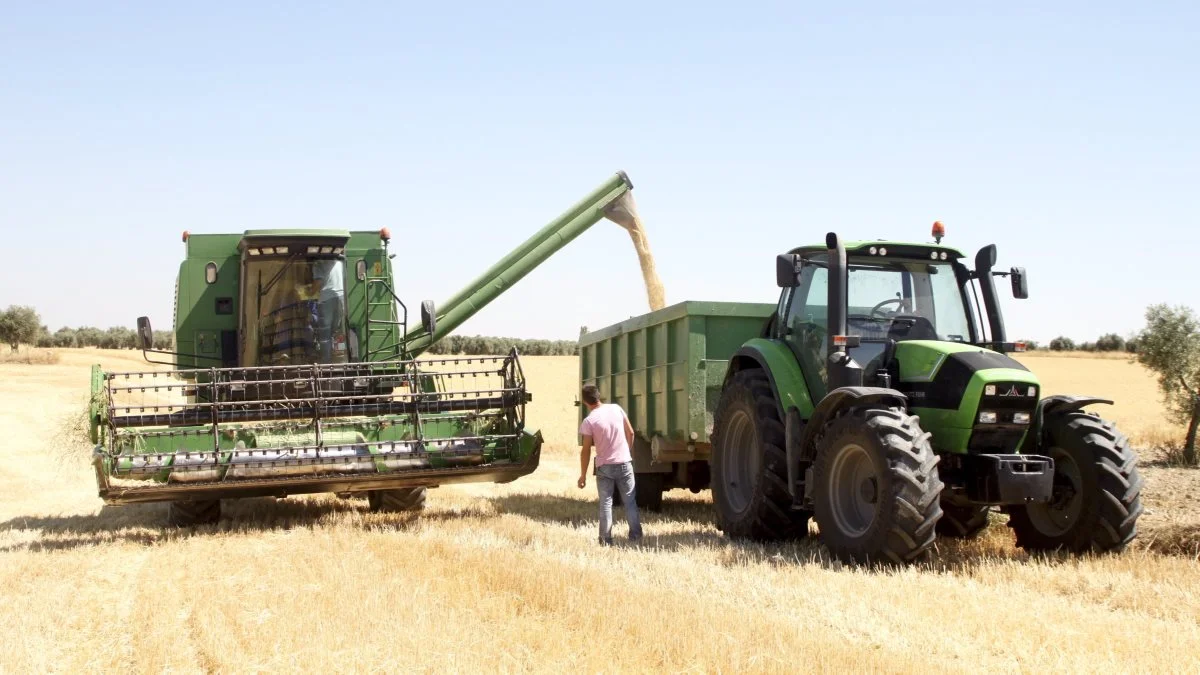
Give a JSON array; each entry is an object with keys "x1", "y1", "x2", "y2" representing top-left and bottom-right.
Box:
[
  {"x1": 930, "y1": 251, "x2": 938, "y2": 260},
  {"x1": 985, "y1": 385, "x2": 997, "y2": 396},
  {"x1": 878, "y1": 247, "x2": 888, "y2": 256},
  {"x1": 1013, "y1": 412, "x2": 1032, "y2": 424},
  {"x1": 978, "y1": 411, "x2": 998, "y2": 424},
  {"x1": 1027, "y1": 386, "x2": 1037, "y2": 397},
  {"x1": 869, "y1": 246, "x2": 878, "y2": 255}
]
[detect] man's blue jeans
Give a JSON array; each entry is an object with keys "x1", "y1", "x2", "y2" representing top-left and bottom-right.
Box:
[{"x1": 596, "y1": 461, "x2": 643, "y2": 544}]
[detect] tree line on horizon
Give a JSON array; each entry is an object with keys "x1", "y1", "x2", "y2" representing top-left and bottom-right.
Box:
[
  {"x1": 1, "y1": 303, "x2": 1195, "y2": 459},
  {"x1": 0, "y1": 305, "x2": 577, "y2": 356}
]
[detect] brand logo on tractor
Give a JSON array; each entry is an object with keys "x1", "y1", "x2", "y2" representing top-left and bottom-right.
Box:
[{"x1": 999, "y1": 385, "x2": 1021, "y2": 397}]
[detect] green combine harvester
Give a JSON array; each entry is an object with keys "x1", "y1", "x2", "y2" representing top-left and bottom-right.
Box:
[
  {"x1": 580, "y1": 223, "x2": 1143, "y2": 563},
  {"x1": 90, "y1": 171, "x2": 639, "y2": 525}
]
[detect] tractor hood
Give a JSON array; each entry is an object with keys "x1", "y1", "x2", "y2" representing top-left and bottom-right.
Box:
[{"x1": 893, "y1": 340, "x2": 1040, "y2": 454}]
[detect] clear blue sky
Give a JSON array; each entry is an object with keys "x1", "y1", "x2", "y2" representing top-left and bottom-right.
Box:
[{"x1": 2, "y1": 2, "x2": 1196, "y2": 344}]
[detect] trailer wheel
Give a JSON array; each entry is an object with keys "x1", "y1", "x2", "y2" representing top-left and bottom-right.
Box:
[
  {"x1": 711, "y1": 369, "x2": 810, "y2": 540},
  {"x1": 1007, "y1": 412, "x2": 1143, "y2": 554},
  {"x1": 368, "y1": 487, "x2": 427, "y2": 513},
  {"x1": 636, "y1": 473, "x2": 665, "y2": 511},
  {"x1": 167, "y1": 499, "x2": 221, "y2": 527},
  {"x1": 812, "y1": 406, "x2": 943, "y2": 564}
]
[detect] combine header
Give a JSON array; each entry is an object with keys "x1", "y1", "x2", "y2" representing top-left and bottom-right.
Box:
[{"x1": 90, "y1": 171, "x2": 638, "y2": 525}]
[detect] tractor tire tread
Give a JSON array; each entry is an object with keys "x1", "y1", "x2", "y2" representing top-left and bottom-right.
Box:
[
  {"x1": 712, "y1": 369, "x2": 810, "y2": 541},
  {"x1": 812, "y1": 406, "x2": 943, "y2": 565},
  {"x1": 1008, "y1": 412, "x2": 1142, "y2": 553}
]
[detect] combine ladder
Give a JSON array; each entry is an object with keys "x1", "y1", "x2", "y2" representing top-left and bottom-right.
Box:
[{"x1": 364, "y1": 275, "x2": 409, "y2": 362}]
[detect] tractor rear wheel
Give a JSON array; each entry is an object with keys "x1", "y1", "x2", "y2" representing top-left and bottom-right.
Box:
[
  {"x1": 711, "y1": 369, "x2": 810, "y2": 540},
  {"x1": 812, "y1": 406, "x2": 943, "y2": 564},
  {"x1": 1007, "y1": 412, "x2": 1142, "y2": 554},
  {"x1": 936, "y1": 503, "x2": 991, "y2": 538},
  {"x1": 367, "y1": 487, "x2": 427, "y2": 513},
  {"x1": 167, "y1": 499, "x2": 221, "y2": 527}
]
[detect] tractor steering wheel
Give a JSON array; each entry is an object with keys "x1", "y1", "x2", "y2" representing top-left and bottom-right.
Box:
[{"x1": 870, "y1": 298, "x2": 905, "y2": 319}]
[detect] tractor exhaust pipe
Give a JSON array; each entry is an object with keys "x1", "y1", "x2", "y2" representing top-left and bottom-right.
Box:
[
  {"x1": 974, "y1": 244, "x2": 1007, "y2": 344},
  {"x1": 824, "y1": 232, "x2": 863, "y2": 389},
  {"x1": 825, "y1": 232, "x2": 848, "y2": 354}
]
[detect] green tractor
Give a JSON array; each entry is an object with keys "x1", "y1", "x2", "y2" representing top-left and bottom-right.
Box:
[{"x1": 711, "y1": 228, "x2": 1143, "y2": 563}]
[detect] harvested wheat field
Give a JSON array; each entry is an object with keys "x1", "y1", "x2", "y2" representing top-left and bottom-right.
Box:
[{"x1": 2, "y1": 349, "x2": 1199, "y2": 673}]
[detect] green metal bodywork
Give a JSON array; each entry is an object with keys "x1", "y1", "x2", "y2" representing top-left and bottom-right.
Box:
[
  {"x1": 578, "y1": 301, "x2": 775, "y2": 448},
  {"x1": 895, "y1": 341, "x2": 1040, "y2": 454},
  {"x1": 405, "y1": 171, "x2": 634, "y2": 355},
  {"x1": 173, "y1": 230, "x2": 398, "y2": 369},
  {"x1": 91, "y1": 172, "x2": 637, "y2": 505},
  {"x1": 578, "y1": 239, "x2": 1044, "y2": 468}
]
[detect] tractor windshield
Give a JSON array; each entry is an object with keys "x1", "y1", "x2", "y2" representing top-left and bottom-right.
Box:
[
  {"x1": 240, "y1": 254, "x2": 349, "y2": 367},
  {"x1": 845, "y1": 258, "x2": 972, "y2": 343}
]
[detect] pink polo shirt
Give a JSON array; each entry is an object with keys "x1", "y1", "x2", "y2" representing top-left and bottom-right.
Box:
[{"x1": 579, "y1": 403, "x2": 632, "y2": 467}]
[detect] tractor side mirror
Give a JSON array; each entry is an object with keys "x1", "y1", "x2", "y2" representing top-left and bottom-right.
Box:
[
  {"x1": 421, "y1": 300, "x2": 437, "y2": 336},
  {"x1": 136, "y1": 316, "x2": 154, "y2": 350},
  {"x1": 776, "y1": 254, "x2": 803, "y2": 288},
  {"x1": 1010, "y1": 267, "x2": 1029, "y2": 299}
]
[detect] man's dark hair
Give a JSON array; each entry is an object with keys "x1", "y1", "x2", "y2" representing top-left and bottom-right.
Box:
[{"x1": 581, "y1": 384, "x2": 601, "y2": 406}]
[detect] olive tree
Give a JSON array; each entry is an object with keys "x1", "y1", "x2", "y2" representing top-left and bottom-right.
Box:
[
  {"x1": 1136, "y1": 304, "x2": 1200, "y2": 463},
  {"x1": 0, "y1": 305, "x2": 42, "y2": 351}
]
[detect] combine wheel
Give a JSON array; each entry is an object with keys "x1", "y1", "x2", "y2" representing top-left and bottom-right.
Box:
[
  {"x1": 1007, "y1": 412, "x2": 1143, "y2": 554},
  {"x1": 936, "y1": 503, "x2": 991, "y2": 538},
  {"x1": 812, "y1": 406, "x2": 943, "y2": 564},
  {"x1": 711, "y1": 369, "x2": 810, "y2": 540},
  {"x1": 368, "y1": 487, "x2": 427, "y2": 513},
  {"x1": 167, "y1": 499, "x2": 221, "y2": 527}
]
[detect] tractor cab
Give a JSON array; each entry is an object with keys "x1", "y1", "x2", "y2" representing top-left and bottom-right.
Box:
[{"x1": 775, "y1": 225, "x2": 1029, "y2": 402}]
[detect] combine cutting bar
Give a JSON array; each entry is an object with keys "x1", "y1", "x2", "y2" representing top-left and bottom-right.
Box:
[{"x1": 89, "y1": 351, "x2": 541, "y2": 504}]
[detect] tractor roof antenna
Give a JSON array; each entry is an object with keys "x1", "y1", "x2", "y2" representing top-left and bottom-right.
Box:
[{"x1": 932, "y1": 221, "x2": 945, "y2": 244}]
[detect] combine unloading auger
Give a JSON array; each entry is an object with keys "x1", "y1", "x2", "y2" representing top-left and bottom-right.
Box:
[{"x1": 89, "y1": 171, "x2": 639, "y2": 522}]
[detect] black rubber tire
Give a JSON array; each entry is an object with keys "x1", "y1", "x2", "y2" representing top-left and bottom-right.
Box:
[
  {"x1": 936, "y1": 503, "x2": 991, "y2": 538},
  {"x1": 613, "y1": 473, "x2": 665, "y2": 511},
  {"x1": 811, "y1": 406, "x2": 943, "y2": 564},
  {"x1": 367, "y1": 487, "x2": 427, "y2": 513},
  {"x1": 167, "y1": 499, "x2": 221, "y2": 527},
  {"x1": 711, "y1": 369, "x2": 811, "y2": 540},
  {"x1": 1007, "y1": 411, "x2": 1143, "y2": 554}
]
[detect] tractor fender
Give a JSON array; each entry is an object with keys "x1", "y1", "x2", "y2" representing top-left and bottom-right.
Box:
[
  {"x1": 1023, "y1": 394, "x2": 1114, "y2": 452},
  {"x1": 794, "y1": 387, "x2": 909, "y2": 464},
  {"x1": 724, "y1": 340, "x2": 816, "y2": 421},
  {"x1": 1039, "y1": 394, "x2": 1114, "y2": 418}
]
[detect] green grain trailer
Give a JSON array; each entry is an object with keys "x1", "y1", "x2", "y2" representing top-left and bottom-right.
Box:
[
  {"x1": 578, "y1": 302, "x2": 775, "y2": 509},
  {"x1": 90, "y1": 171, "x2": 640, "y2": 525}
]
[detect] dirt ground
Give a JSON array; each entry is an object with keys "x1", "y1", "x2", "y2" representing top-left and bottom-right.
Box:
[{"x1": 1, "y1": 349, "x2": 1198, "y2": 673}]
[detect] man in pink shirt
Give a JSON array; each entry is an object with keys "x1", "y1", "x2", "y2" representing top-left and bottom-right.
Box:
[{"x1": 577, "y1": 384, "x2": 643, "y2": 545}]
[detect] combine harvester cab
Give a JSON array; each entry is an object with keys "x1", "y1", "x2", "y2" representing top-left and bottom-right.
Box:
[{"x1": 89, "y1": 171, "x2": 639, "y2": 525}]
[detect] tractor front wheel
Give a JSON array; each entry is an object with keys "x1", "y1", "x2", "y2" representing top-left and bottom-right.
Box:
[
  {"x1": 711, "y1": 369, "x2": 811, "y2": 540},
  {"x1": 167, "y1": 499, "x2": 221, "y2": 527},
  {"x1": 812, "y1": 406, "x2": 943, "y2": 564},
  {"x1": 367, "y1": 487, "x2": 427, "y2": 513},
  {"x1": 1007, "y1": 412, "x2": 1143, "y2": 554}
]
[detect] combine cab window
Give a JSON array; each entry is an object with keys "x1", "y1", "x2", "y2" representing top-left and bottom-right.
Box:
[{"x1": 241, "y1": 255, "x2": 349, "y2": 367}]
